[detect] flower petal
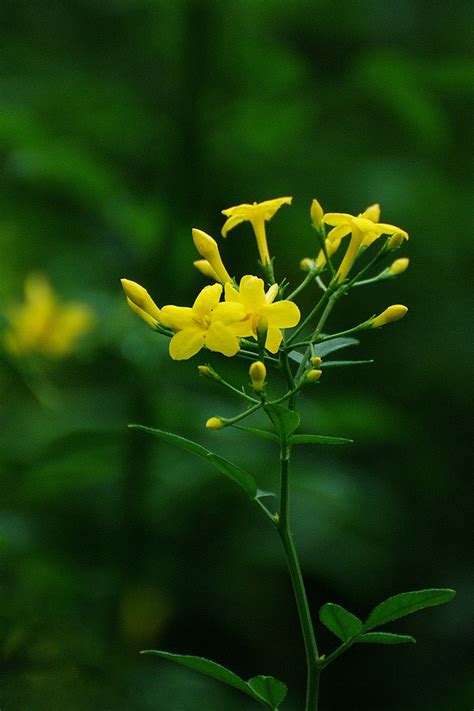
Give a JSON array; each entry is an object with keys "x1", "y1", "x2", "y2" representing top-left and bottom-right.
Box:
[
  {"x1": 221, "y1": 213, "x2": 245, "y2": 237},
  {"x1": 261, "y1": 300, "x2": 301, "y2": 328},
  {"x1": 265, "y1": 284, "x2": 279, "y2": 304},
  {"x1": 205, "y1": 322, "x2": 240, "y2": 357},
  {"x1": 265, "y1": 327, "x2": 283, "y2": 353},
  {"x1": 224, "y1": 282, "x2": 242, "y2": 303},
  {"x1": 376, "y1": 223, "x2": 409, "y2": 239},
  {"x1": 192, "y1": 283, "x2": 222, "y2": 317},
  {"x1": 211, "y1": 301, "x2": 246, "y2": 324},
  {"x1": 327, "y1": 224, "x2": 351, "y2": 242},
  {"x1": 160, "y1": 305, "x2": 194, "y2": 331},
  {"x1": 361, "y1": 203, "x2": 380, "y2": 223},
  {"x1": 169, "y1": 328, "x2": 205, "y2": 360},
  {"x1": 323, "y1": 212, "x2": 354, "y2": 226},
  {"x1": 238, "y1": 275, "x2": 267, "y2": 310}
]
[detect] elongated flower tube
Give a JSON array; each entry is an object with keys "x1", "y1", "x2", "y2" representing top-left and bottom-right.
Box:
[
  {"x1": 192, "y1": 228, "x2": 232, "y2": 284},
  {"x1": 371, "y1": 304, "x2": 408, "y2": 328},
  {"x1": 221, "y1": 197, "x2": 292, "y2": 265},
  {"x1": 121, "y1": 279, "x2": 162, "y2": 328},
  {"x1": 160, "y1": 283, "x2": 246, "y2": 360},
  {"x1": 225, "y1": 275, "x2": 300, "y2": 353}
]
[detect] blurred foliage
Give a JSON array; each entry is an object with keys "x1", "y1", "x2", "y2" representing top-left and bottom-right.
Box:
[{"x1": 0, "y1": 1, "x2": 472, "y2": 709}]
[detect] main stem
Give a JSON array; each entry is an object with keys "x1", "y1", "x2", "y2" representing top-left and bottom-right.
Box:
[{"x1": 278, "y1": 441, "x2": 320, "y2": 710}]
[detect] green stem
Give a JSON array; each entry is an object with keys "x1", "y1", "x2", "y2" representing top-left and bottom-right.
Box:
[
  {"x1": 278, "y1": 441, "x2": 320, "y2": 710},
  {"x1": 318, "y1": 640, "x2": 353, "y2": 670},
  {"x1": 287, "y1": 289, "x2": 330, "y2": 345},
  {"x1": 286, "y1": 268, "x2": 319, "y2": 302}
]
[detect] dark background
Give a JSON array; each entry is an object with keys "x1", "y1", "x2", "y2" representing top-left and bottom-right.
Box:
[{"x1": 0, "y1": 1, "x2": 472, "y2": 709}]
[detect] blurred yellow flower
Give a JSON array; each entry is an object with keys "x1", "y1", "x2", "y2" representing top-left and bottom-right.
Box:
[
  {"x1": 3, "y1": 273, "x2": 94, "y2": 358},
  {"x1": 324, "y1": 204, "x2": 408, "y2": 248},
  {"x1": 225, "y1": 275, "x2": 300, "y2": 353},
  {"x1": 160, "y1": 284, "x2": 246, "y2": 360},
  {"x1": 221, "y1": 197, "x2": 292, "y2": 265}
]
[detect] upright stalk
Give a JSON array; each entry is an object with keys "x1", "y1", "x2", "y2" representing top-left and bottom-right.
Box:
[{"x1": 277, "y1": 441, "x2": 320, "y2": 710}]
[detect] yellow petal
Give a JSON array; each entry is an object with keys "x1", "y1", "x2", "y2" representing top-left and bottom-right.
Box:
[
  {"x1": 221, "y1": 213, "x2": 245, "y2": 237},
  {"x1": 361, "y1": 203, "x2": 380, "y2": 222},
  {"x1": 376, "y1": 223, "x2": 409, "y2": 239},
  {"x1": 205, "y1": 321, "x2": 240, "y2": 357},
  {"x1": 224, "y1": 282, "x2": 241, "y2": 303},
  {"x1": 211, "y1": 301, "x2": 246, "y2": 325},
  {"x1": 192, "y1": 283, "x2": 222, "y2": 317},
  {"x1": 265, "y1": 327, "x2": 283, "y2": 353},
  {"x1": 260, "y1": 300, "x2": 300, "y2": 328},
  {"x1": 238, "y1": 275, "x2": 267, "y2": 310},
  {"x1": 326, "y1": 224, "x2": 351, "y2": 242},
  {"x1": 169, "y1": 328, "x2": 205, "y2": 360},
  {"x1": 160, "y1": 305, "x2": 194, "y2": 331},
  {"x1": 323, "y1": 212, "x2": 354, "y2": 226},
  {"x1": 265, "y1": 284, "x2": 279, "y2": 304}
]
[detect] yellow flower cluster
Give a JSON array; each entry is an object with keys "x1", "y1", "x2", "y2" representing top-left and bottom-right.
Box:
[
  {"x1": 122, "y1": 196, "x2": 409, "y2": 361},
  {"x1": 3, "y1": 273, "x2": 94, "y2": 358}
]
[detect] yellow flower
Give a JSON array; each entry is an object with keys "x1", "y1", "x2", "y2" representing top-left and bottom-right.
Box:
[
  {"x1": 224, "y1": 275, "x2": 300, "y2": 353},
  {"x1": 192, "y1": 228, "x2": 232, "y2": 284},
  {"x1": 221, "y1": 197, "x2": 292, "y2": 265},
  {"x1": 306, "y1": 369, "x2": 322, "y2": 383},
  {"x1": 324, "y1": 204, "x2": 408, "y2": 248},
  {"x1": 160, "y1": 283, "x2": 246, "y2": 360},
  {"x1": 310, "y1": 198, "x2": 324, "y2": 231},
  {"x1": 371, "y1": 304, "x2": 408, "y2": 328},
  {"x1": 322, "y1": 206, "x2": 408, "y2": 282},
  {"x1": 3, "y1": 273, "x2": 94, "y2": 358},
  {"x1": 121, "y1": 278, "x2": 162, "y2": 328},
  {"x1": 206, "y1": 417, "x2": 224, "y2": 429},
  {"x1": 315, "y1": 236, "x2": 342, "y2": 268}
]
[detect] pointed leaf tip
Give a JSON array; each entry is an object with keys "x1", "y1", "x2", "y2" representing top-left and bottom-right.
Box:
[
  {"x1": 365, "y1": 589, "x2": 456, "y2": 630},
  {"x1": 319, "y1": 602, "x2": 362, "y2": 641}
]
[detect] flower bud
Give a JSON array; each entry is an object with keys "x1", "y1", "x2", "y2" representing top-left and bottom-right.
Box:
[
  {"x1": 249, "y1": 361, "x2": 266, "y2": 392},
  {"x1": 310, "y1": 199, "x2": 324, "y2": 230},
  {"x1": 121, "y1": 279, "x2": 161, "y2": 326},
  {"x1": 206, "y1": 417, "x2": 224, "y2": 429},
  {"x1": 371, "y1": 304, "x2": 408, "y2": 328},
  {"x1": 311, "y1": 356, "x2": 322, "y2": 367},
  {"x1": 300, "y1": 257, "x2": 316, "y2": 272},
  {"x1": 387, "y1": 232, "x2": 405, "y2": 251},
  {"x1": 198, "y1": 364, "x2": 221, "y2": 381},
  {"x1": 306, "y1": 369, "x2": 322, "y2": 383},
  {"x1": 315, "y1": 237, "x2": 341, "y2": 267},
  {"x1": 388, "y1": 257, "x2": 409, "y2": 276},
  {"x1": 193, "y1": 259, "x2": 220, "y2": 281},
  {"x1": 192, "y1": 228, "x2": 232, "y2": 284}
]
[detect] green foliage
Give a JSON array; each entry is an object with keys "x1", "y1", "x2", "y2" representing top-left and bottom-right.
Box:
[
  {"x1": 319, "y1": 603, "x2": 362, "y2": 641},
  {"x1": 289, "y1": 434, "x2": 353, "y2": 445},
  {"x1": 364, "y1": 589, "x2": 456, "y2": 630},
  {"x1": 142, "y1": 651, "x2": 287, "y2": 709},
  {"x1": 355, "y1": 632, "x2": 415, "y2": 645},
  {"x1": 129, "y1": 424, "x2": 258, "y2": 499},
  {"x1": 264, "y1": 404, "x2": 300, "y2": 440}
]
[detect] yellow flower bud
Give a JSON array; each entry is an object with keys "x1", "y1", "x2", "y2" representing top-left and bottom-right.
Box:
[
  {"x1": 206, "y1": 417, "x2": 224, "y2": 429},
  {"x1": 387, "y1": 232, "x2": 405, "y2": 251},
  {"x1": 388, "y1": 257, "x2": 409, "y2": 276},
  {"x1": 192, "y1": 228, "x2": 232, "y2": 284},
  {"x1": 311, "y1": 356, "x2": 322, "y2": 367},
  {"x1": 193, "y1": 259, "x2": 221, "y2": 281},
  {"x1": 300, "y1": 258, "x2": 315, "y2": 272},
  {"x1": 249, "y1": 361, "x2": 266, "y2": 392},
  {"x1": 371, "y1": 304, "x2": 408, "y2": 328},
  {"x1": 310, "y1": 199, "x2": 324, "y2": 230},
  {"x1": 306, "y1": 369, "x2": 322, "y2": 383},
  {"x1": 315, "y1": 237, "x2": 341, "y2": 267},
  {"x1": 198, "y1": 364, "x2": 221, "y2": 381},
  {"x1": 362, "y1": 203, "x2": 380, "y2": 223},
  {"x1": 121, "y1": 279, "x2": 161, "y2": 326}
]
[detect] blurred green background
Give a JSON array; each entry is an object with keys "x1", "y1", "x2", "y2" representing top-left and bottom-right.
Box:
[{"x1": 0, "y1": 1, "x2": 472, "y2": 709}]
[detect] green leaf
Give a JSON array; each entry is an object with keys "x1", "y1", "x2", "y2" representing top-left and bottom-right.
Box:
[
  {"x1": 319, "y1": 603, "x2": 363, "y2": 641},
  {"x1": 365, "y1": 589, "x2": 456, "y2": 630},
  {"x1": 129, "y1": 425, "x2": 257, "y2": 499},
  {"x1": 256, "y1": 489, "x2": 276, "y2": 499},
  {"x1": 141, "y1": 651, "x2": 286, "y2": 708},
  {"x1": 314, "y1": 337, "x2": 359, "y2": 357},
  {"x1": 320, "y1": 359, "x2": 374, "y2": 368},
  {"x1": 356, "y1": 632, "x2": 416, "y2": 645},
  {"x1": 289, "y1": 434, "x2": 353, "y2": 445},
  {"x1": 248, "y1": 676, "x2": 288, "y2": 708},
  {"x1": 264, "y1": 404, "x2": 300, "y2": 439},
  {"x1": 233, "y1": 425, "x2": 280, "y2": 443}
]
